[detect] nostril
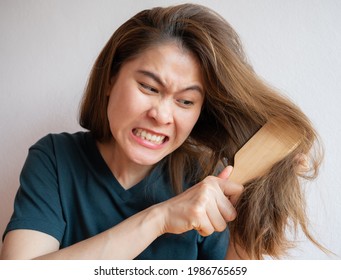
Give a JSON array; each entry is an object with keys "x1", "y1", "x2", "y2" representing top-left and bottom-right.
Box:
[{"x1": 148, "y1": 104, "x2": 173, "y2": 125}]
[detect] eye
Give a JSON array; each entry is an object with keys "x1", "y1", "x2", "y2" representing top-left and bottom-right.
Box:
[
  {"x1": 139, "y1": 82, "x2": 159, "y2": 94},
  {"x1": 177, "y1": 99, "x2": 194, "y2": 107}
]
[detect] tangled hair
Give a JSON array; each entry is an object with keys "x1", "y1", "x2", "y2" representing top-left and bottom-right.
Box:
[{"x1": 79, "y1": 4, "x2": 326, "y2": 258}]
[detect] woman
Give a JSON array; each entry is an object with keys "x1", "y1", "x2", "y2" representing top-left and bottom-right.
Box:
[{"x1": 1, "y1": 3, "x2": 324, "y2": 259}]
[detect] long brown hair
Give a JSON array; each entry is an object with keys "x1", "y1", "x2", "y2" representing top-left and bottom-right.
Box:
[{"x1": 79, "y1": 3, "x2": 326, "y2": 259}]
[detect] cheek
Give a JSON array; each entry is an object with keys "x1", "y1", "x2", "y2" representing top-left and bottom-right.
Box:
[
  {"x1": 107, "y1": 86, "x2": 141, "y2": 116},
  {"x1": 176, "y1": 110, "x2": 202, "y2": 137}
]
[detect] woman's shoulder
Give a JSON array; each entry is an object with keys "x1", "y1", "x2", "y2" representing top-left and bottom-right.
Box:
[
  {"x1": 27, "y1": 131, "x2": 96, "y2": 164},
  {"x1": 32, "y1": 131, "x2": 91, "y2": 149}
]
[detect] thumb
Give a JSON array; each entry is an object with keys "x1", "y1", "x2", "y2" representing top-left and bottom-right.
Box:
[
  {"x1": 218, "y1": 165, "x2": 241, "y2": 206},
  {"x1": 217, "y1": 165, "x2": 233, "y2": 179}
]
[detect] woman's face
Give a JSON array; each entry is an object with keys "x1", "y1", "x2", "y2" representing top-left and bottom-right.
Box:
[{"x1": 106, "y1": 43, "x2": 204, "y2": 167}]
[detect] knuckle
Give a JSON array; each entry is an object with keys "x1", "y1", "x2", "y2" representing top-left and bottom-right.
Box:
[
  {"x1": 202, "y1": 175, "x2": 216, "y2": 186},
  {"x1": 226, "y1": 209, "x2": 237, "y2": 221},
  {"x1": 204, "y1": 228, "x2": 215, "y2": 236},
  {"x1": 198, "y1": 226, "x2": 214, "y2": 237},
  {"x1": 195, "y1": 187, "x2": 214, "y2": 204},
  {"x1": 215, "y1": 222, "x2": 227, "y2": 232},
  {"x1": 188, "y1": 205, "x2": 205, "y2": 219},
  {"x1": 200, "y1": 177, "x2": 219, "y2": 193}
]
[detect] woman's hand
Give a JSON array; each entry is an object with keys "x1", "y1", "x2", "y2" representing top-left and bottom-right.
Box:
[{"x1": 159, "y1": 166, "x2": 244, "y2": 237}]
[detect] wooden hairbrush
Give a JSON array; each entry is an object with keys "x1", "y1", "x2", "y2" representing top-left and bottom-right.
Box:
[{"x1": 228, "y1": 119, "x2": 302, "y2": 185}]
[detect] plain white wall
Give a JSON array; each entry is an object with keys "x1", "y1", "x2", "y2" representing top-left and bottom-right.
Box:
[{"x1": 1, "y1": 0, "x2": 340, "y2": 259}]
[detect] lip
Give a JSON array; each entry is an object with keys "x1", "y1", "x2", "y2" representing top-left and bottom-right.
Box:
[{"x1": 131, "y1": 128, "x2": 169, "y2": 150}]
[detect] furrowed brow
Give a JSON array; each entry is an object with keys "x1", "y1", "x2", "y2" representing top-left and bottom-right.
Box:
[
  {"x1": 184, "y1": 85, "x2": 204, "y2": 96},
  {"x1": 137, "y1": 69, "x2": 204, "y2": 96},
  {"x1": 137, "y1": 70, "x2": 165, "y2": 87}
]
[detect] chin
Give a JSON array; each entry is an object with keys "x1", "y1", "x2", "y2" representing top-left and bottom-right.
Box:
[
  {"x1": 130, "y1": 154, "x2": 164, "y2": 167},
  {"x1": 136, "y1": 158, "x2": 163, "y2": 167}
]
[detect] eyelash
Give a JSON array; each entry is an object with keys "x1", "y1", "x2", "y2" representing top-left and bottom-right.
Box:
[
  {"x1": 139, "y1": 82, "x2": 159, "y2": 94},
  {"x1": 177, "y1": 99, "x2": 194, "y2": 106},
  {"x1": 138, "y1": 82, "x2": 194, "y2": 107}
]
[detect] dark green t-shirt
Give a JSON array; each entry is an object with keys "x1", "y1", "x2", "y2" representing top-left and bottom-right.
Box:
[{"x1": 3, "y1": 132, "x2": 229, "y2": 259}]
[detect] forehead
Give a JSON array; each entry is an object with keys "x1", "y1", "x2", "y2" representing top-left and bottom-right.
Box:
[{"x1": 123, "y1": 42, "x2": 203, "y2": 86}]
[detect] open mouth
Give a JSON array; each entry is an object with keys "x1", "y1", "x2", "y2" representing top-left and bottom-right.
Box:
[{"x1": 133, "y1": 128, "x2": 168, "y2": 145}]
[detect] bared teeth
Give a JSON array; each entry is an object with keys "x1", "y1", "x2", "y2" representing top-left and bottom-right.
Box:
[{"x1": 134, "y1": 129, "x2": 166, "y2": 144}]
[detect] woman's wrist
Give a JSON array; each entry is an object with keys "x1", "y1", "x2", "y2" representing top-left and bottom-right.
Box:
[{"x1": 142, "y1": 203, "x2": 167, "y2": 237}]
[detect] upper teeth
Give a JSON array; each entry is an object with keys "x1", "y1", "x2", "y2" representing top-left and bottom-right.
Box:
[{"x1": 134, "y1": 129, "x2": 166, "y2": 144}]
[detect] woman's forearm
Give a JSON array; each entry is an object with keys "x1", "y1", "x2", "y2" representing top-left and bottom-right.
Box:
[{"x1": 35, "y1": 205, "x2": 163, "y2": 260}]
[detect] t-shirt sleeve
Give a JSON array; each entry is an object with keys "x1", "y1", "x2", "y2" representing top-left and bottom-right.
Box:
[
  {"x1": 197, "y1": 227, "x2": 230, "y2": 259},
  {"x1": 2, "y1": 135, "x2": 66, "y2": 243}
]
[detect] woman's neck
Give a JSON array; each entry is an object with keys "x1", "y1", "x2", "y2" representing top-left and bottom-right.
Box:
[{"x1": 96, "y1": 139, "x2": 153, "y2": 189}]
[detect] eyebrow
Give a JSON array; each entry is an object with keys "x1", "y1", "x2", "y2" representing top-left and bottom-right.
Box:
[{"x1": 136, "y1": 70, "x2": 204, "y2": 95}]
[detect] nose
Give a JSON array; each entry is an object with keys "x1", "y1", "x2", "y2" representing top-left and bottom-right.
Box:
[{"x1": 147, "y1": 99, "x2": 173, "y2": 125}]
